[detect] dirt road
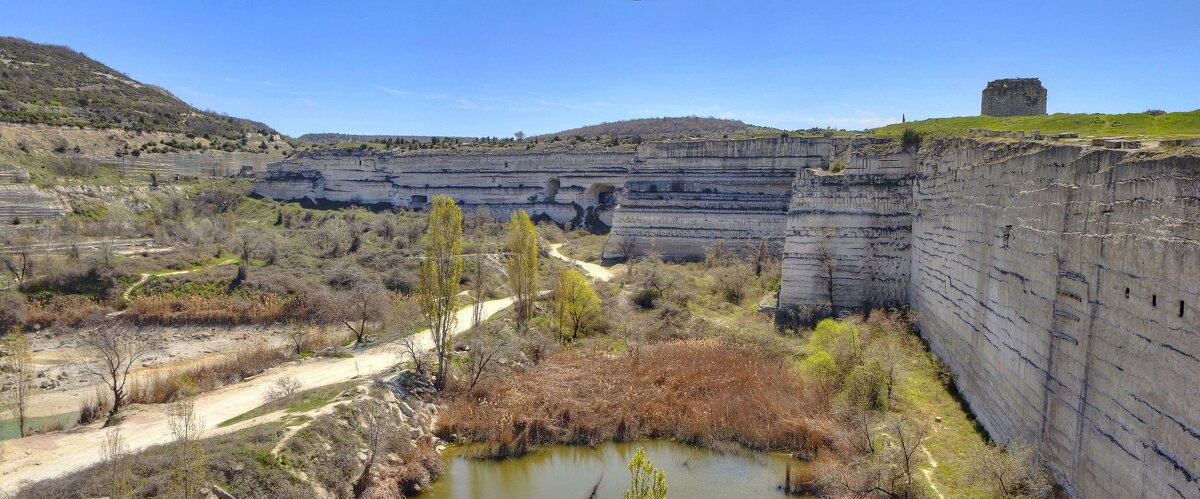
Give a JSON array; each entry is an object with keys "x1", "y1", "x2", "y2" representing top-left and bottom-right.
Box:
[
  {"x1": 0, "y1": 246, "x2": 611, "y2": 493},
  {"x1": 0, "y1": 296, "x2": 514, "y2": 492},
  {"x1": 548, "y1": 243, "x2": 614, "y2": 282}
]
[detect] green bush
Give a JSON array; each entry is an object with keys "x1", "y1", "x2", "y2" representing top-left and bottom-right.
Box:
[
  {"x1": 808, "y1": 319, "x2": 860, "y2": 369},
  {"x1": 838, "y1": 359, "x2": 889, "y2": 411},
  {"x1": 900, "y1": 128, "x2": 922, "y2": 152}
]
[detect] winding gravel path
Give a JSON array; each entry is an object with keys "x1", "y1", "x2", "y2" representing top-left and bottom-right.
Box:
[{"x1": 0, "y1": 245, "x2": 612, "y2": 493}]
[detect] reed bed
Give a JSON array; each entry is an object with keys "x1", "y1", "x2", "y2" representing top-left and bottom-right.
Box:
[
  {"x1": 25, "y1": 295, "x2": 111, "y2": 327},
  {"x1": 125, "y1": 293, "x2": 306, "y2": 326},
  {"x1": 438, "y1": 339, "x2": 855, "y2": 458}
]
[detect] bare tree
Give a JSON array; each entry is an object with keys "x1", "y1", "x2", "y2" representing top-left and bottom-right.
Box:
[
  {"x1": 465, "y1": 328, "x2": 510, "y2": 391},
  {"x1": 76, "y1": 323, "x2": 157, "y2": 416},
  {"x1": 397, "y1": 333, "x2": 432, "y2": 375},
  {"x1": 0, "y1": 233, "x2": 36, "y2": 286},
  {"x1": 829, "y1": 415, "x2": 931, "y2": 498},
  {"x1": 101, "y1": 427, "x2": 133, "y2": 499},
  {"x1": 265, "y1": 376, "x2": 302, "y2": 402},
  {"x1": 704, "y1": 238, "x2": 735, "y2": 267},
  {"x1": 2, "y1": 326, "x2": 33, "y2": 437},
  {"x1": 745, "y1": 237, "x2": 774, "y2": 277},
  {"x1": 97, "y1": 237, "x2": 116, "y2": 268},
  {"x1": 814, "y1": 227, "x2": 837, "y2": 310},
  {"x1": 333, "y1": 281, "x2": 389, "y2": 347},
  {"x1": 352, "y1": 402, "x2": 389, "y2": 497},
  {"x1": 513, "y1": 131, "x2": 526, "y2": 142},
  {"x1": 619, "y1": 236, "x2": 638, "y2": 274},
  {"x1": 971, "y1": 439, "x2": 1052, "y2": 498},
  {"x1": 234, "y1": 229, "x2": 258, "y2": 282},
  {"x1": 283, "y1": 319, "x2": 308, "y2": 355},
  {"x1": 60, "y1": 217, "x2": 81, "y2": 261},
  {"x1": 469, "y1": 206, "x2": 494, "y2": 328},
  {"x1": 166, "y1": 384, "x2": 206, "y2": 499},
  {"x1": 614, "y1": 303, "x2": 648, "y2": 360},
  {"x1": 373, "y1": 216, "x2": 397, "y2": 242}
]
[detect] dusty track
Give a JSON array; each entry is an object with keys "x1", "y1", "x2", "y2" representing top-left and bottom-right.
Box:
[{"x1": 0, "y1": 245, "x2": 612, "y2": 493}]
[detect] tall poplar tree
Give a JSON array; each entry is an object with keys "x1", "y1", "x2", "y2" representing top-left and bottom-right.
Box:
[
  {"x1": 419, "y1": 195, "x2": 463, "y2": 389},
  {"x1": 505, "y1": 209, "x2": 539, "y2": 331}
]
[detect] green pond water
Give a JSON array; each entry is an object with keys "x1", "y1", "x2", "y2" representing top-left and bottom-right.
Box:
[
  {"x1": 422, "y1": 441, "x2": 801, "y2": 499},
  {"x1": 0, "y1": 410, "x2": 79, "y2": 440}
]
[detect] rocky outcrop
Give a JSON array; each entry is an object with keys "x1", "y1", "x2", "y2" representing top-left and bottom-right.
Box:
[
  {"x1": 254, "y1": 149, "x2": 630, "y2": 230},
  {"x1": 113, "y1": 150, "x2": 286, "y2": 178},
  {"x1": 0, "y1": 184, "x2": 67, "y2": 229},
  {"x1": 602, "y1": 137, "x2": 886, "y2": 260},
  {"x1": 780, "y1": 138, "x2": 1200, "y2": 498},
  {"x1": 284, "y1": 372, "x2": 444, "y2": 499}
]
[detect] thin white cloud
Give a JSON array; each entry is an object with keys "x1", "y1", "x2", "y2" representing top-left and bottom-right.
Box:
[{"x1": 373, "y1": 85, "x2": 412, "y2": 97}]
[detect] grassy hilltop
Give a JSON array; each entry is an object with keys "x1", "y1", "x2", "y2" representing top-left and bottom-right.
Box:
[{"x1": 870, "y1": 109, "x2": 1200, "y2": 138}]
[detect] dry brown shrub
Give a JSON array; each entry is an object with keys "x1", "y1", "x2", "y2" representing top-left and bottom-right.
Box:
[
  {"x1": 129, "y1": 339, "x2": 288, "y2": 404},
  {"x1": 438, "y1": 339, "x2": 855, "y2": 458},
  {"x1": 125, "y1": 293, "x2": 305, "y2": 326},
  {"x1": 77, "y1": 386, "x2": 112, "y2": 425},
  {"x1": 25, "y1": 295, "x2": 111, "y2": 327}
]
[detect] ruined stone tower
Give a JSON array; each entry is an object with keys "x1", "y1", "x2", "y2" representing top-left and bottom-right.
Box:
[{"x1": 981, "y1": 78, "x2": 1047, "y2": 116}]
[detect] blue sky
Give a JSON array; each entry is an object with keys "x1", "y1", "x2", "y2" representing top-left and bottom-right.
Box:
[{"x1": 3, "y1": 0, "x2": 1197, "y2": 137}]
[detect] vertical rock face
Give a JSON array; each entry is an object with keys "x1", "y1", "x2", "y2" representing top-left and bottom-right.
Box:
[
  {"x1": 112, "y1": 151, "x2": 286, "y2": 178},
  {"x1": 603, "y1": 137, "x2": 886, "y2": 261},
  {"x1": 781, "y1": 138, "x2": 1200, "y2": 498},
  {"x1": 780, "y1": 152, "x2": 914, "y2": 313},
  {"x1": 253, "y1": 149, "x2": 631, "y2": 230},
  {"x1": 981, "y1": 78, "x2": 1048, "y2": 117}
]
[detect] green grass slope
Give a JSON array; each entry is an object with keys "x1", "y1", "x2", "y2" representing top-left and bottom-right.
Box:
[{"x1": 870, "y1": 110, "x2": 1200, "y2": 138}]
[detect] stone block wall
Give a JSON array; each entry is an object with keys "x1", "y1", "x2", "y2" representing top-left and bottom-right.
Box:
[
  {"x1": 981, "y1": 78, "x2": 1048, "y2": 117},
  {"x1": 781, "y1": 138, "x2": 1200, "y2": 497}
]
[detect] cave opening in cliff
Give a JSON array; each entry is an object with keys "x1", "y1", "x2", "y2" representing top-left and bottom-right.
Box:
[{"x1": 545, "y1": 177, "x2": 560, "y2": 202}]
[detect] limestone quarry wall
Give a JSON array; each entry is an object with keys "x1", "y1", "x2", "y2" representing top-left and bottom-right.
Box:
[
  {"x1": 781, "y1": 138, "x2": 1200, "y2": 498},
  {"x1": 603, "y1": 137, "x2": 883, "y2": 260},
  {"x1": 113, "y1": 151, "x2": 285, "y2": 178},
  {"x1": 254, "y1": 149, "x2": 630, "y2": 228},
  {"x1": 910, "y1": 141, "x2": 1199, "y2": 498},
  {"x1": 780, "y1": 153, "x2": 914, "y2": 311}
]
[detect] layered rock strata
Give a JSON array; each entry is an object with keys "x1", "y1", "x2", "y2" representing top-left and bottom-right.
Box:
[
  {"x1": 254, "y1": 149, "x2": 630, "y2": 229},
  {"x1": 780, "y1": 138, "x2": 1200, "y2": 498},
  {"x1": 780, "y1": 151, "x2": 914, "y2": 311},
  {"x1": 114, "y1": 150, "x2": 285, "y2": 178},
  {"x1": 602, "y1": 137, "x2": 884, "y2": 260}
]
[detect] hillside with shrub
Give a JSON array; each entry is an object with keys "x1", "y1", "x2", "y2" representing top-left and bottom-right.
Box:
[
  {"x1": 540, "y1": 116, "x2": 778, "y2": 140},
  {"x1": 0, "y1": 37, "x2": 276, "y2": 138}
]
